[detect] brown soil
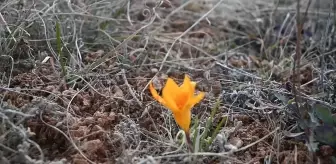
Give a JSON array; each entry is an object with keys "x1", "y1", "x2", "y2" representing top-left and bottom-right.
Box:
[{"x1": 1, "y1": 0, "x2": 335, "y2": 164}]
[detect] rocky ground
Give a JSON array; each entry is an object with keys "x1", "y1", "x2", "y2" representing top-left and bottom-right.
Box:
[{"x1": 0, "y1": 0, "x2": 335, "y2": 163}]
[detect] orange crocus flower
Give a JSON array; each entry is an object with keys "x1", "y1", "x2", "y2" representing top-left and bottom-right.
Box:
[{"x1": 149, "y1": 75, "x2": 205, "y2": 133}]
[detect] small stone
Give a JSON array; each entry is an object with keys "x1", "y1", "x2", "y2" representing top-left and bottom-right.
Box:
[
  {"x1": 151, "y1": 68, "x2": 158, "y2": 73},
  {"x1": 224, "y1": 144, "x2": 238, "y2": 151},
  {"x1": 229, "y1": 137, "x2": 243, "y2": 148}
]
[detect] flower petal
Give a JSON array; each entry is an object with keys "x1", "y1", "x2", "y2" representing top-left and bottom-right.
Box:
[
  {"x1": 172, "y1": 109, "x2": 191, "y2": 133},
  {"x1": 150, "y1": 82, "x2": 179, "y2": 112},
  {"x1": 163, "y1": 93, "x2": 179, "y2": 112},
  {"x1": 179, "y1": 75, "x2": 194, "y2": 101},
  {"x1": 181, "y1": 75, "x2": 198, "y2": 98},
  {"x1": 149, "y1": 82, "x2": 166, "y2": 104},
  {"x1": 162, "y1": 78, "x2": 179, "y2": 100},
  {"x1": 183, "y1": 92, "x2": 205, "y2": 111},
  {"x1": 171, "y1": 75, "x2": 192, "y2": 109},
  {"x1": 162, "y1": 78, "x2": 180, "y2": 100},
  {"x1": 180, "y1": 75, "x2": 192, "y2": 92},
  {"x1": 162, "y1": 78, "x2": 180, "y2": 112}
]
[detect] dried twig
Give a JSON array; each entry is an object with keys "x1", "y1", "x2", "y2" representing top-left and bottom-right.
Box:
[
  {"x1": 293, "y1": 0, "x2": 311, "y2": 116},
  {"x1": 0, "y1": 13, "x2": 16, "y2": 42},
  {"x1": 121, "y1": 69, "x2": 143, "y2": 106}
]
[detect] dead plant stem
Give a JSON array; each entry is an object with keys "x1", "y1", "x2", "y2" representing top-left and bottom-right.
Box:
[
  {"x1": 121, "y1": 69, "x2": 143, "y2": 106},
  {"x1": 293, "y1": 0, "x2": 311, "y2": 116},
  {"x1": 294, "y1": 0, "x2": 315, "y2": 163},
  {"x1": 185, "y1": 131, "x2": 194, "y2": 152}
]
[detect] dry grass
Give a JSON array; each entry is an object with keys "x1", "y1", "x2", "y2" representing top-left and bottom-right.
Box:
[{"x1": 0, "y1": 0, "x2": 335, "y2": 163}]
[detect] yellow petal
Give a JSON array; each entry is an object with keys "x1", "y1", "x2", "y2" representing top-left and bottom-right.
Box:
[
  {"x1": 163, "y1": 93, "x2": 179, "y2": 112},
  {"x1": 162, "y1": 78, "x2": 180, "y2": 101},
  {"x1": 175, "y1": 91, "x2": 189, "y2": 109},
  {"x1": 178, "y1": 75, "x2": 194, "y2": 105},
  {"x1": 183, "y1": 92, "x2": 205, "y2": 111},
  {"x1": 150, "y1": 82, "x2": 179, "y2": 112},
  {"x1": 149, "y1": 82, "x2": 166, "y2": 104},
  {"x1": 172, "y1": 109, "x2": 191, "y2": 133},
  {"x1": 180, "y1": 75, "x2": 192, "y2": 92}
]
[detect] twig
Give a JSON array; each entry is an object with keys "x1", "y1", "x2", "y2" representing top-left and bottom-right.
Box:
[
  {"x1": 121, "y1": 69, "x2": 143, "y2": 106},
  {"x1": 215, "y1": 62, "x2": 262, "y2": 80},
  {"x1": 292, "y1": 0, "x2": 311, "y2": 115},
  {"x1": 295, "y1": 145, "x2": 298, "y2": 164},
  {"x1": 0, "y1": 55, "x2": 14, "y2": 105},
  {"x1": 126, "y1": 0, "x2": 133, "y2": 26},
  {"x1": 236, "y1": 127, "x2": 280, "y2": 152},
  {"x1": 0, "y1": 13, "x2": 16, "y2": 42},
  {"x1": 0, "y1": 143, "x2": 17, "y2": 153},
  {"x1": 292, "y1": 0, "x2": 302, "y2": 111}
]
